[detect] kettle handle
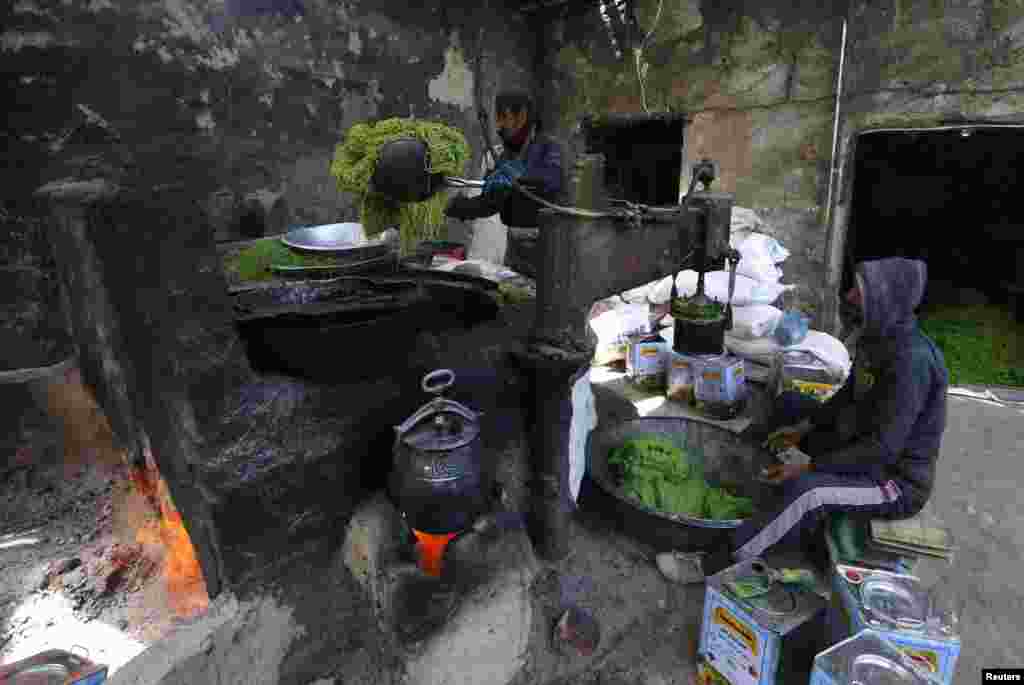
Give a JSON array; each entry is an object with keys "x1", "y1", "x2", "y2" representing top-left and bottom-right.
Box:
[{"x1": 422, "y1": 369, "x2": 455, "y2": 396}]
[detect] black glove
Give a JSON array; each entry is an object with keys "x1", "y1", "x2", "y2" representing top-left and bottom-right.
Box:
[{"x1": 516, "y1": 176, "x2": 545, "y2": 193}]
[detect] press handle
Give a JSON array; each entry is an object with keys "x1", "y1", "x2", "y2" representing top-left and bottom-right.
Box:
[{"x1": 422, "y1": 369, "x2": 455, "y2": 395}]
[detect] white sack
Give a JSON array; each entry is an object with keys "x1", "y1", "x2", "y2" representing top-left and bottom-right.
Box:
[
  {"x1": 725, "y1": 330, "x2": 852, "y2": 382},
  {"x1": 589, "y1": 302, "x2": 649, "y2": 344},
  {"x1": 736, "y1": 256, "x2": 784, "y2": 283},
  {"x1": 731, "y1": 207, "x2": 764, "y2": 234},
  {"x1": 738, "y1": 232, "x2": 790, "y2": 264},
  {"x1": 786, "y1": 331, "x2": 852, "y2": 382},
  {"x1": 730, "y1": 305, "x2": 784, "y2": 340},
  {"x1": 724, "y1": 334, "x2": 782, "y2": 367},
  {"x1": 671, "y1": 271, "x2": 794, "y2": 307}
]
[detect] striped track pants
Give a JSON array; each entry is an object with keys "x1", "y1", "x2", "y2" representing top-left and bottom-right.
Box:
[{"x1": 731, "y1": 471, "x2": 909, "y2": 561}]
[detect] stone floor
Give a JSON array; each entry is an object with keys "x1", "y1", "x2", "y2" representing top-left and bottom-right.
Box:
[{"x1": 5, "y1": 375, "x2": 1022, "y2": 684}]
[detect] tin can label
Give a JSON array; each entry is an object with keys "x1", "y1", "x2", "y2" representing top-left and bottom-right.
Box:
[{"x1": 704, "y1": 605, "x2": 762, "y2": 685}]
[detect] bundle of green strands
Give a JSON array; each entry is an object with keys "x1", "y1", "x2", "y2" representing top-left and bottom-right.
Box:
[{"x1": 329, "y1": 117, "x2": 471, "y2": 255}]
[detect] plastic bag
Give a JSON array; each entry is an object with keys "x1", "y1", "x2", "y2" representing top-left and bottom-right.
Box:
[
  {"x1": 774, "y1": 310, "x2": 810, "y2": 346},
  {"x1": 730, "y1": 305, "x2": 783, "y2": 340},
  {"x1": 738, "y1": 232, "x2": 790, "y2": 264},
  {"x1": 590, "y1": 302, "x2": 650, "y2": 365}
]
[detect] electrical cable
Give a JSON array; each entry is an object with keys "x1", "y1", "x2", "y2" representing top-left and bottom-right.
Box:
[{"x1": 634, "y1": 0, "x2": 663, "y2": 114}]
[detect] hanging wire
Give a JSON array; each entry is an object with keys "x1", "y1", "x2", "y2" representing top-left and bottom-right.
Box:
[{"x1": 633, "y1": 0, "x2": 663, "y2": 114}]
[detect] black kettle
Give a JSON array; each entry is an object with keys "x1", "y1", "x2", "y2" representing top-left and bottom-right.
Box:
[{"x1": 389, "y1": 369, "x2": 488, "y2": 535}]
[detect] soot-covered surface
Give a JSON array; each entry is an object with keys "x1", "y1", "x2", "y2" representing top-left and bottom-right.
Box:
[{"x1": 230, "y1": 269, "x2": 501, "y2": 383}]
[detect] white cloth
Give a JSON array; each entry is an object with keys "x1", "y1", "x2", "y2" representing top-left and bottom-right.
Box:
[{"x1": 569, "y1": 371, "x2": 597, "y2": 503}]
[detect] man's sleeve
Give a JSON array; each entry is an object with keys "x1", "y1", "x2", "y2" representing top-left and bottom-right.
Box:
[
  {"x1": 813, "y1": 353, "x2": 927, "y2": 479},
  {"x1": 529, "y1": 142, "x2": 563, "y2": 196},
  {"x1": 445, "y1": 186, "x2": 509, "y2": 221}
]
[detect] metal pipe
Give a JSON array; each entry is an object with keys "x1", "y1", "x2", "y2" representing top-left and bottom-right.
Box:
[{"x1": 824, "y1": 17, "x2": 848, "y2": 231}]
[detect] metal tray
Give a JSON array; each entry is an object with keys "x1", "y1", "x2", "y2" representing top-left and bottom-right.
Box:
[{"x1": 281, "y1": 223, "x2": 392, "y2": 258}]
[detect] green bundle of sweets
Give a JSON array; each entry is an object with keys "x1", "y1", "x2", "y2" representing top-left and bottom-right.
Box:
[
  {"x1": 329, "y1": 118, "x2": 471, "y2": 255},
  {"x1": 607, "y1": 436, "x2": 754, "y2": 520}
]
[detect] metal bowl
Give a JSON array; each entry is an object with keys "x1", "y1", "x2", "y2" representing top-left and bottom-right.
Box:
[
  {"x1": 850, "y1": 653, "x2": 922, "y2": 685},
  {"x1": 585, "y1": 417, "x2": 775, "y2": 541},
  {"x1": 281, "y1": 223, "x2": 387, "y2": 255},
  {"x1": 860, "y1": 574, "x2": 928, "y2": 628}
]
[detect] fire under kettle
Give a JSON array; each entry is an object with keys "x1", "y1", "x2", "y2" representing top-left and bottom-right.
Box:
[{"x1": 389, "y1": 369, "x2": 489, "y2": 536}]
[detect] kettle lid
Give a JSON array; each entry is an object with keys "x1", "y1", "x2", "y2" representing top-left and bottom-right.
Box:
[
  {"x1": 395, "y1": 370, "x2": 481, "y2": 451},
  {"x1": 398, "y1": 399, "x2": 481, "y2": 451}
]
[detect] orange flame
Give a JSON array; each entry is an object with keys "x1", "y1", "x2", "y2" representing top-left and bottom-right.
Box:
[
  {"x1": 129, "y1": 466, "x2": 209, "y2": 618},
  {"x1": 411, "y1": 529, "x2": 457, "y2": 577}
]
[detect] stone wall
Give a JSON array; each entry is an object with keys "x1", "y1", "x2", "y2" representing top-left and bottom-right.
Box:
[
  {"x1": 1, "y1": 0, "x2": 538, "y2": 483},
  {"x1": 3, "y1": 0, "x2": 536, "y2": 231},
  {"x1": 537, "y1": 0, "x2": 1024, "y2": 332}
]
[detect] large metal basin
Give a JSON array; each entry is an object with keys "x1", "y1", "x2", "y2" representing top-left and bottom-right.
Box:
[{"x1": 584, "y1": 416, "x2": 776, "y2": 551}]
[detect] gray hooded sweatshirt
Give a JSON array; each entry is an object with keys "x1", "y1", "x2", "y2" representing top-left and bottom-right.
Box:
[{"x1": 811, "y1": 258, "x2": 949, "y2": 513}]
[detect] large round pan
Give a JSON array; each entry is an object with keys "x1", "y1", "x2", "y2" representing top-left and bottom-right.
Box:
[
  {"x1": 281, "y1": 223, "x2": 393, "y2": 260},
  {"x1": 583, "y1": 417, "x2": 776, "y2": 550}
]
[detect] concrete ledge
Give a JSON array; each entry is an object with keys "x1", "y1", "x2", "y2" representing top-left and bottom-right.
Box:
[
  {"x1": 341, "y1": 494, "x2": 539, "y2": 685},
  {"x1": 107, "y1": 593, "x2": 302, "y2": 685}
]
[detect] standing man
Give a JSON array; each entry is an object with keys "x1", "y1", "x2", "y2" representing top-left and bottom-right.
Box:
[
  {"x1": 444, "y1": 91, "x2": 564, "y2": 278},
  {"x1": 660, "y1": 258, "x2": 949, "y2": 581}
]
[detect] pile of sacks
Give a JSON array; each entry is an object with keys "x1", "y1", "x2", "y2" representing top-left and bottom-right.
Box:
[
  {"x1": 587, "y1": 208, "x2": 851, "y2": 397},
  {"x1": 722, "y1": 211, "x2": 851, "y2": 396}
]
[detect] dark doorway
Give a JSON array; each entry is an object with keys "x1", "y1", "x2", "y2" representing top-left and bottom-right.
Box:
[
  {"x1": 844, "y1": 126, "x2": 1024, "y2": 387},
  {"x1": 844, "y1": 126, "x2": 1023, "y2": 308},
  {"x1": 582, "y1": 114, "x2": 687, "y2": 206}
]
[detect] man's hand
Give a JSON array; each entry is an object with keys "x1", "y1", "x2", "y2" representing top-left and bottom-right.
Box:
[
  {"x1": 760, "y1": 463, "x2": 812, "y2": 484},
  {"x1": 763, "y1": 419, "x2": 814, "y2": 452}
]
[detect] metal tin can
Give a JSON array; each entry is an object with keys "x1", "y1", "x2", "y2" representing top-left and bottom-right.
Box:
[
  {"x1": 0, "y1": 649, "x2": 108, "y2": 684},
  {"x1": 626, "y1": 334, "x2": 667, "y2": 392},
  {"x1": 826, "y1": 560, "x2": 961, "y2": 684},
  {"x1": 810, "y1": 629, "x2": 935, "y2": 685},
  {"x1": 698, "y1": 558, "x2": 828, "y2": 685},
  {"x1": 695, "y1": 356, "x2": 747, "y2": 420}
]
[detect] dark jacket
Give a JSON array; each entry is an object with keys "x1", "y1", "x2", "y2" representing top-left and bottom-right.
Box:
[
  {"x1": 445, "y1": 129, "x2": 564, "y2": 228},
  {"x1": 810, "y1": 258, "x2": 949, "y2": 513}
]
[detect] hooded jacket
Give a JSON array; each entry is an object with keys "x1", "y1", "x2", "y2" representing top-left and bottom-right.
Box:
[
  {"x1": 445, "y1": 127, "x2": 564, "y2": 228},
  {"x1": 810, "y1": 258, "x2": 949, "y2": 513}
]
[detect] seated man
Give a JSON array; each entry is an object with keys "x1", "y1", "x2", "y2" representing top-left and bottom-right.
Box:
[
  {"x1": 444, "y1": 91, "x2": 564, "y2": 278},
  {"x1": 697, "y1": 257, "x2": 949, "y2": 577}
]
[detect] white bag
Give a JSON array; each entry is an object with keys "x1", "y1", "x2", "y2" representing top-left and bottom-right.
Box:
[
  {"x1": 725, "y1": 330, "x2": 852, "y2": 382},
  {"x1": 736, "y1": 256, "x2": 784, "y2": 283},
  {"x1": 589, "y1": 302, "x2": 650, "y2": 365},
  {"x1": 569, "y1": 371, "x2": 596, "y2": 504},
  {"x1": 674, "y1": 270, "x2": 794, "y2": 307},
  {"x1": 738, "y1": 232, "x2": 790, "y2": 264},
  {"x1": 724, "y1": 334, "x2": 782, "y2": 367},
  {"x1": 730, "y1": 305, "x2": 783, "y2": 340},
  {"x1": 786, "y1": 331, "x2": 852, "y2": 381},
  {"x1": 730, "y1": 207, "x2": 764, "y2": 234}
]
